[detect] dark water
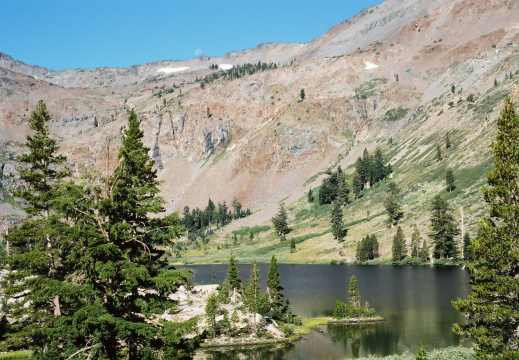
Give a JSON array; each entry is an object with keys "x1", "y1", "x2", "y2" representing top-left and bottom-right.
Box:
[{"x1": 177, "y1": 264, "x2": 470, "y2": 359}]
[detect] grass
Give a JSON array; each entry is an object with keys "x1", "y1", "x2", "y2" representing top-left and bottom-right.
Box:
[
  {"x1": 295, "y1": 317, "x2": 332, "y2": 335},
  {"x1": 232, "y1": 225, "x2": 271, "y2": 236},
  {"x1": 0, "y1": 352, "x2": 31, "y2": 360},
  {"x1": 211, "y1": 148, "x2": 227, "y2": 166},
  {"x1": 383, "y1": 107, "x2": 409, "y2": 122}
]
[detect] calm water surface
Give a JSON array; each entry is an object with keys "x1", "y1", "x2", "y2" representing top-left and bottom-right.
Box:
[{"x1": 177, "y1": 264, "x2": 470, "y2": 359}]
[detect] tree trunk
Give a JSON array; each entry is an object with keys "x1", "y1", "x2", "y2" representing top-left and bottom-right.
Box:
[{"x1": 54, "y1": 295, "x2": 61, "y2": 316}]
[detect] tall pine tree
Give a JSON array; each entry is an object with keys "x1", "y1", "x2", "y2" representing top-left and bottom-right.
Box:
[
  {"x1": 331, "y1": 200, "x2": 344, "y2": 242},
  {"x1": 453, "y1": 98, "x2": 519, "y2": 358},
  {"x1": 3, "y1": 101, "x2": 74, "y2": 353},
  {"x1": 267, "y1": 255, "x2": 284, "y2": 319},
  {"x1": 384, "y1": 182, "x2": 401, "y2": 228},
  {"x1": 429, "y1": 194, "x2": 459, "y2": 259},
  {"x1": 392, "y1": 226, "x2": 407, "y2": 261}
]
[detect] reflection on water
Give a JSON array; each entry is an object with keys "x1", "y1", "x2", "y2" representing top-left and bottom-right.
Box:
[
  {"x1": 203, "y1": 343, "x2": 294, "y2": 360},
  {"x1": 179, "y1": 264, "x2": 470, "y2": 359}
]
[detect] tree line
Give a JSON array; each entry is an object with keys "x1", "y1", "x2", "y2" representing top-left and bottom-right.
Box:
[
  {"x1": 182, "y1": 198, "x2": 250, "y2": 234},
  {"x1": 198, "y1": 61, "x2": 278, "y2": 87}
]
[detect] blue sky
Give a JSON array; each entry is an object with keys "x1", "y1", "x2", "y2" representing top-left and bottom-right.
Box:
[{"x1": 2, "y1": 1, "x2": 383, "y2": 71}]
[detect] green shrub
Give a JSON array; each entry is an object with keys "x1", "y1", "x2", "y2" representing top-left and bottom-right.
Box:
[{"x1": 282, "y1": 324, "x2": 295, "y2": 337}]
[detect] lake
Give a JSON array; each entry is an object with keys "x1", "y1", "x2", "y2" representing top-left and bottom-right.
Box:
[{"x1": 177, "y1": 264, "x2": 471, "y2": 359}]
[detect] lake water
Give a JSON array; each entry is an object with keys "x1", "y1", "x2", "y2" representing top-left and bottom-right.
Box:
[{"x1": 177, "y1": 264, "x2": 470, "y2": 359}]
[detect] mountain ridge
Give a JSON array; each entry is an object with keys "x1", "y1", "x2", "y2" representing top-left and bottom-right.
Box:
[{"x1": 1, "y1": 0, "x2": 519, "y2": 262}]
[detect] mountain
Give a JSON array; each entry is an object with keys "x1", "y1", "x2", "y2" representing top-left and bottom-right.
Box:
[{"x1": 1, "y1": 0, "x2": 519, "y2": 263}]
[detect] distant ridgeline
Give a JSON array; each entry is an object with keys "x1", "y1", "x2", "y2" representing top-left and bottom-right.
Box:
[{"x1": 197, "y1": 62, "x2": 278, "y2": 86}]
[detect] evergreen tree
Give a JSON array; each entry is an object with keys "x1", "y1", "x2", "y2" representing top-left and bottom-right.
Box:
[
  {"x1": 205, "y1": 292, "x2": 219, "y2": 338},
  {"x1": 226, "y1": 253, "x2": 242, "y2": 292},
  {"x1": 372, "y1": 147, "x2": 386, "y2": 183},
  {"x1": 410, "y1": 225, "x2": 422, "y2": 258},
  {"x1": 362, "y1": 149, "x2": 373, "y2": 186},
  {"x1": 271, "y1": 202, "x2": 289, "y2": 235},
  {"x1": 453, "y1": 97, "x2": 519, "y2": 358},
  {"x1": 307, "y1": 188, "x2": 314, "y2": 203},
  {"x1": 348, "y1": 275, "x2": 360, "y2": 308},
  {"x1": 462, "y1": 232, "x2": 474, "y2": 261},
  {"x1": 267, "y1": 255, "x2": 285, "y2": 319},
  {"x1": 94, "y1": 116, "x2": 99, "y2": 127},
  {"x1": 231, "y1": 196, "x2": 242, "y2": 219},
  {"x1": 290, "y1": 238, "x2": 296, "y2": 253},
  {"x1": 371, "y1": 234, "x2": 379, "y2": 259},
  {"x1": 384, "y1": 182, "x2": 401, "y2": 228},
  {"x1": 446, "y1": 168, "x2": 456, "y2": 192},
  {"x1": 331, "y1": 201, "x2": 344, "y2": 242},
  {"x1": 244, "y1": 262, "x2": 261, "y2": 333},
  {"x1": 2, "y1": 101, "x2": 74, "y2": 352},
  {"x1": 420, "y1": 239, "x2": 429, "y2": 262},
  {"x1": 300, "y1": 88, "x2": 305, "y2": 101},
  {"x1": 86, "y1": 109, "x2": 191, "y2": 358},
  {"x1": 429, "y1": 194, "x2": 460, "y2": 259},
  {"x1": 436, "y1": 143, "x2": 442, "y2": 162},
  {"x1": 352, "y1": 173, "x2": 364, "y2": 198},
  {"x1": 416, "y1": 341, "x2": 428, "y2": 360},
  {"x1": 445, "y1": 132, "x2": 451, "y2": 149},
  {"x1": 392, "y1": 226, "x2": 407, "y2": 261}
]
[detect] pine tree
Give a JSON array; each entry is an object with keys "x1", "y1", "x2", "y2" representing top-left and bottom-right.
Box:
[
  {"x1": 436, "y1": 143, "x2": 442, "y2": 162},
  {"x1": 384, "y1": 182, "x2": 401, "y2": 228},
  {"x1": 392, "y1": 226, "x2": 407, "y2": 261},
  {"x1": 429, "y1": 194, "x2": 460, "y2": 259},
  {"x1": 348, "y1": 275, "x2": 360, "y2": 308},
  {"x1": 352, "y1": 173, "x2": 364, "y2": 198},
  {"x1": 244, "y1": 262, "x2": 261, "y2": 333},
  {"x1": 362, "y1": 149, "x2": 373, "y2": 186},
  {"x1": 372, "y1": 147, "x2": 386, "y2": 184},
  {"x1": 453, "y1": 97, "x2": 519, "y2": 358},
  {"x1": 416, "y1": 341, "x2": 428, "y2": 360},
  {"x1": 3, "y1": 101, "x2": 74, "y2": 352},
  {"x1": 271, "y1": 202, "x2": 289, "y2": 235},
  {"x1": 94, "y1": 116, "x2": 98, "y2": 127},
  {"x1": 446, "y1": 168, "x2": 456, "y2": 192},
  {"x1": 462, "y1": 232, "x2": 474, "y2": 261},
  {"x1": 420, "y1": 239, "x2": 429, "y2": 262},
  {"x1": 331, "y1": 200, "x2": 344, "y2": 242},
  {"x1": 445, "y1": 132, "x2": 451, "y2": 149},
  {"x1": 300, "y1": 88, "x2": 305, "y2": 101},
  {"x1": 231, "y1": 196, "x2": 242, "y2": 219},
  {"x1": 411, "y1": 225, "x2": 422, "y2": 258},
  {"x1": 267, "y1": 255, "x2": 285, "y2": 319},
  {"x1": 205, "y1": 292, "x2": 219, "y2": 338},
  {"x1": 83, "y1": 109, "x2": 192, "y2": 358},
  {"x1": 307, "y1": 188, "x2": 314, "y2": 203},
  {"x1": 371, "y1": 234, "x2": 379, "y2": 259},
  {"x1": 226, "y1": 253, "x2": 242, "y2": 292},
  {"x1": 290, "y1": 238, "x2": 296, "y2": 253}
]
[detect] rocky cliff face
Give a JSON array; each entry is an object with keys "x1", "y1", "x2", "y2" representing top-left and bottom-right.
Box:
[{"x1": 1, "y1": 0, "x2": 519, "y2": 234}]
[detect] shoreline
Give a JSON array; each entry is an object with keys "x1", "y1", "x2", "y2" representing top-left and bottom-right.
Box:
[{"x1": 199, "y1": 316, "x2": 384, "y2": 350}]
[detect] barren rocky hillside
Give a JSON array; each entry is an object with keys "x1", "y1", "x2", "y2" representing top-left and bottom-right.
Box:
[{"x1": 1, "y1": 0, "x2": 519, "y2": 261}]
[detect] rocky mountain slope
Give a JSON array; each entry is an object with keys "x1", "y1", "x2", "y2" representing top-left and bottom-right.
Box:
[{"x1": 1, "y1": 0, "x2": 519, "y2": 261}]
